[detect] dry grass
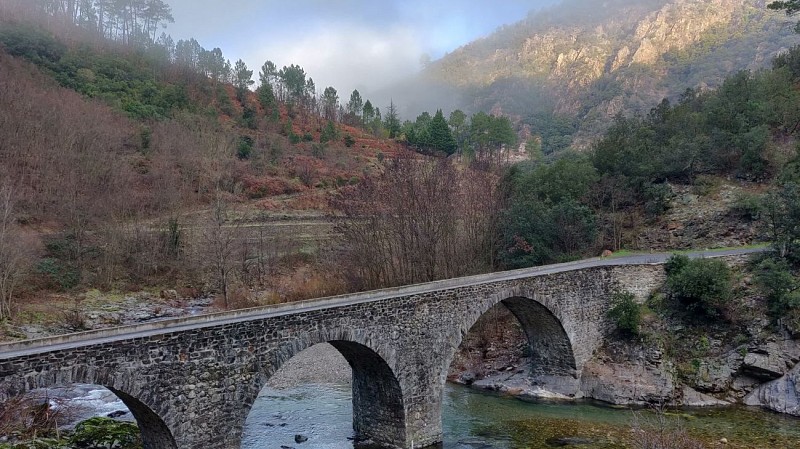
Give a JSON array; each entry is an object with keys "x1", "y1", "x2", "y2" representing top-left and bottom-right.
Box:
[{"x1": 0, "y1": 392, "x2": 83, "y2": 440}]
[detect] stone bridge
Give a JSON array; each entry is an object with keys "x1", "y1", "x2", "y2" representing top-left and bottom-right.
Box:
[{"x1": 0, "y1": 250, "x2": 757, "y2": 449}]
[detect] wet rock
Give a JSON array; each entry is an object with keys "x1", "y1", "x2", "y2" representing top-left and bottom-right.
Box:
[
  {"x1": 294, "y1": 434, "x2": 308, "y2": 443},
  {"x1": 106, "y1": 410, "x2": 129, "y2": 418},
  {"x1": 530, "y1": 374, "x2": 582, "y2": 398},
  {"x1": 459, "y1": 371, "x2": 477, "y2": 385},
  {"x1": 580, "y1": 361, "x2": 674, "y2": 405},
  {"x1": 744, "y1": 362, "x2": 800, "y2": 416},
  {"x1": 280, "y1": 446, "x2": 294, "y2": 449},
  {"x1": 680, "y1": 386, "x2": 730, "y2": 407}
]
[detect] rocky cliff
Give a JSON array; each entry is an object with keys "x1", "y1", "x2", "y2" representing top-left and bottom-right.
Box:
[{"x1": 422, "y1": 0, "x2": 796, "y2": 149}]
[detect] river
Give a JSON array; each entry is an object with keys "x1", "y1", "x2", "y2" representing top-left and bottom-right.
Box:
[{"x1": 239, "y1": 382, "x2": 800, "y2": 449}]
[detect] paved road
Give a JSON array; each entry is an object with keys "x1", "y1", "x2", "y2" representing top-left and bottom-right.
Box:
[{"x1": 0, "y1": 247, "x2": 766, "y2": 359}]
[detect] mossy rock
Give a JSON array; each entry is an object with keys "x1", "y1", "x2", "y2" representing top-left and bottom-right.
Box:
[{"x1": 69, "y1": 417, "x2": 142, "y2": 449}]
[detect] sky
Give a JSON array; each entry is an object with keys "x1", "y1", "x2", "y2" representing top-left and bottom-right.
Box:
[{"x1": 165, "y1": 0, "x2": 561, "y2": 98}]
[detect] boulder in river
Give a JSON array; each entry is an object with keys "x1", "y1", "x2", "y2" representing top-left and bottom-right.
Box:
[
  {"x1": 294, "y1": 434, "x2": 308, "y2": 443},
  {"x1": 106, "y1": 410, "x2": 129, "y2": 418}
]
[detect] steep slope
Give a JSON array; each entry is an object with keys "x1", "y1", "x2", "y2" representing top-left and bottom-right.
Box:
[{"x1": 422, "y1": 0, "x2": 796, "y2": 151}]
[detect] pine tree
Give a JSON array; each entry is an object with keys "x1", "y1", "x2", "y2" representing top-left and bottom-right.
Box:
[{"x1": 427, "y1": 110, "x2": 458, "y2": 155}]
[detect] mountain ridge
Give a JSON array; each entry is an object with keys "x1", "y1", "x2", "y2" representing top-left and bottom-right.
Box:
[{"x1": 415, "y1": 0, "x2": 797, "y2": 151}]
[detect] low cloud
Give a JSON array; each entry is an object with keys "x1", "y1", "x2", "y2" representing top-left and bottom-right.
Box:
[{"x1": 246, "y1": 24, "x2": 425, "y2": 97}]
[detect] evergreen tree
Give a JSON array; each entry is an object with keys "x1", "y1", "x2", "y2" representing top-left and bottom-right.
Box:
[
  {"x1": 346, "y1": 89, "x2": 364, "y2": 125},
  {"x1": 363, "y1": 100, "x2": 375, "y2": 126},
  {"x1": 384, "y1": 100, "x2": 401, "y2": 139},
  {"x1": 428, "y1": 110, "x2": 458, "y2": 155},
  {"x1": 233, "y1": 59, "x2": 254, "y2": 104},
  {"x1": 322, "y1": 86, "x2": 339, "y2": 121}
]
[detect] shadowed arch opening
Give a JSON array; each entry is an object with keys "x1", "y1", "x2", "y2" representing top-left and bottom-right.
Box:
[
  {"x1": 448, "y1": 296, "x2": 579, "y2": 397},
  {"x1": 503, "y1": 296, "x2": 578, "y2": 381},
  {"x1": 2, "y1": 383, "x2": 176, "y2": 449},
  {"x1": 107, "y1": 387, "x2": 178, "y2": 449},
  {"x1": 240, "y1": 340, "x2": 406, "y2": 448}
]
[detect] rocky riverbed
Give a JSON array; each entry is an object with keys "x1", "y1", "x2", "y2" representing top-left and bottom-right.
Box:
[{"x1": 266, "y1": 343, "x2": 352, "y2": 389}]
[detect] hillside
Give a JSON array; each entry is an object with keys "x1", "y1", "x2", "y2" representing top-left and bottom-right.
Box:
[
  {"x1": 421, "y1": 0, "x2": 797, "y2": 151},
  {"x1": 0, "y1": 3, "x2": 412, "y2": 328}
]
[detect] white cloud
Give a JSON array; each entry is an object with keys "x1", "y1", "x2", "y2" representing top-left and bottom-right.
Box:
[{"x1": 244, "y1": 24, "x2": 425, "y2": 97}]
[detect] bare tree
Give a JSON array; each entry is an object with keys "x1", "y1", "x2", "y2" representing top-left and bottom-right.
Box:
[
  {"x1": 203, "y1": 193, "x2": 240, "y2": 308},
  {"x1": 332, "y1": 155, "x2": 501, "y2": 291},
  {"x1": 0, "y1": 186, "x2": 34, "y2": 320}
]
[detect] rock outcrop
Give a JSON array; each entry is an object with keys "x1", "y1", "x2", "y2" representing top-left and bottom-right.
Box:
[
  {"x1": 423, "y1": 0, "x2": 795, "y2": 146},
  {"x1": 744, "y1": 362, "x2": 800, "y2": 416}
]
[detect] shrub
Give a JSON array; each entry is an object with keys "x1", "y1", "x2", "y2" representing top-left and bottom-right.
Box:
[
  {"x1": 731, "y1": 192, "x2": 763, "y2": 220},
  {"x1": 667, "y1": 257, "x2": 733, "y2": 318},
  {"x1": 302, "y1": 132, "x2": 314, "y2": 142},
  {"x1": 237, "y1": 136, "x2": 253, "y2": 160},
  {"x1": 754, "y1": 257, "x2": 800, "y2": 330},
  {"x1": 70, "y1": 417, "x2": 142, "y2": 449},
  {"x1": 36, "y1": 258, "x2": 80, "y2": 291},
  {"x1": 644, "y1": 182, "x2": 673, "y2": 216},
  {"x1": 344, "y1": 134, "x2": 356, "y2": 147},
  {"x1": 665, "y1": 254, "x2": 689, "y2": 276},
  {"x1": 608, "y1": 291, "x2": 641, "y2": 336},
  {"x1": 320, "y1": 121, "x2": 339, "y2": 144},
  {"x1": 311, "y1": 143, "x2": 326, "y2": 159},
  {"x1": 288, "y1": 132, "x2": 301, "y2": 145}
]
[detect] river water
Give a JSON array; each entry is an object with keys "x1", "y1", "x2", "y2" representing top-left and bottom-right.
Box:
[
  {"x1": 50, "y1": 380, "x2": 800, "y2": 448},
  {"x1": 240, "y1": 382, "x2": 800, "y2": 449}
]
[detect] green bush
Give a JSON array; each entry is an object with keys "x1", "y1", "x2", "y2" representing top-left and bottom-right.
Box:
[
  {"x1": 36, "y1": 258, "x2": 80, "y2": 291},
  {"x1": 754, "y1": 257, "x2": 800, "y2": 326},
  {"x1": 608, "y1": 291, "x2": 641, "y2": 336},
  {"x1": 731, "y1": 192, "x2": 763, "y2": 220},
  {"x1": 667, "y1": 257, "x2": 733, "y2": 318},
  {"x1": 70, "y1": 417, "x2": 142, "y2": 449},
  {"x1": 237, "y1": 136, "x2": 253, "y2": 160},
  {"x1": 344, "y1": 134, "x2": 356, "y2": 147},
  {"x1": 664, "y1": 254, "x2": 689, "y2": 276},
  {"x1": 320, "y1": 120, "x2": 339, "y2": 144}
]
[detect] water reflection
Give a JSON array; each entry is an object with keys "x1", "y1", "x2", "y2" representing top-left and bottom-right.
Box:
[{"x1": 241, "y1": 383, "x2": 800, "y2": 449}]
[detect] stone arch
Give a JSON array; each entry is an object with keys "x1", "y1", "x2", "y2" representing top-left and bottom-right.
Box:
[
  {"x1": 443, "y1": 289, "x2": 581, "y2": 396},
  {"x1": 237, "y1": 330, "x2": 406, "y2": 448},
  {"x1": 1, "y1": 369, "x2": 177, "y2": 449}
]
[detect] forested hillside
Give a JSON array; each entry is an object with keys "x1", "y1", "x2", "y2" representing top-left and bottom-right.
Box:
[
  {"x1": 0, "y1": 0, "x2": 412, "y2": 321},
  {"x1": 421, "y1": 0, "x2": 797, "y2": 152},
  {"x1": 1, "y1": 0, "x2": 799, "y2": 344}
]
